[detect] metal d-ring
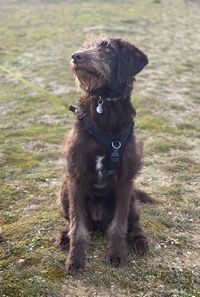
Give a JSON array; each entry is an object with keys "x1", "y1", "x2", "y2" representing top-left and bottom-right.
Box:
[
  {"x1": 112, "y1": 141, "x2": 122, "y2": 150},
  {"x1": 98, "y1": 98, "x2": 104, "y2": 105}
]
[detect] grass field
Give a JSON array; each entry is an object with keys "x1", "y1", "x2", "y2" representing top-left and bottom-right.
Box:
[{"x1": 0, "y1": 0, "x2": 200, "y2": 296}]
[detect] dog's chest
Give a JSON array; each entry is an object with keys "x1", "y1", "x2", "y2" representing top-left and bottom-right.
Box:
[
  {"x1": 93, "y1": 155, "x2": 108, "y2": 189},
  {"x1": 96, "y1": 155, "x2": 104, "y2": 179}
]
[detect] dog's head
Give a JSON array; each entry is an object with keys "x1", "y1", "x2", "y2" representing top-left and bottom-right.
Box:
[{"x1": 71, "y1": 35, "x2": 148, "y2": 93}]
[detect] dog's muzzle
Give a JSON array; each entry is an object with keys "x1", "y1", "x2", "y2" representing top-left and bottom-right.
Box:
[{"x1": 71, "y1": 52, "x2": 84, "y2": 64}]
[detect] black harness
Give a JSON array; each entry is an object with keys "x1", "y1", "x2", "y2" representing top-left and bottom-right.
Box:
[{"x1": 69, "y1": 104, "x2": 133, "y2": 176}]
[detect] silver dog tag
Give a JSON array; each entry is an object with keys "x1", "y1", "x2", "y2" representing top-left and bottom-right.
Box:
[{"x1": 96, "y1": 98, "x2": 104, "y2": 114}]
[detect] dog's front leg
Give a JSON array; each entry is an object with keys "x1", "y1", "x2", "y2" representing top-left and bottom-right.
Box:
[
  {"x1": 66, "y1": 180, "x2": 90, "y2": 273},
  {"x1": 107, "y1": 180, "x2": 132, "y2": 267}
]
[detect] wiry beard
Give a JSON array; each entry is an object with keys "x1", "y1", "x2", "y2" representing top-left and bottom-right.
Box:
[{"x1": 74, "y1": 69, "x2": 106, "y2": 93}]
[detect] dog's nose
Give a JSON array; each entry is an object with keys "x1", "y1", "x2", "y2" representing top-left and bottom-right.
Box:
[{"x1": 71, "y1": 52, "x2": 84, "y2": 63}]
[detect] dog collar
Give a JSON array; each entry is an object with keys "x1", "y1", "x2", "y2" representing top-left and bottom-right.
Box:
[
  {"x1": 104, "y1": 97, "x2": 121, "y2": 102},
  {"x1": 96, "y1": 96, "x2": 121, "y2": 114},
  {"x1": 69, "y1": 94, "x2": 121, "y2": 116}
]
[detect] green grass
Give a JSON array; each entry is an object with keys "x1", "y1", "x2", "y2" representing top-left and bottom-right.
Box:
[{"x1": 0, "y1": 0, "x2": 200, "y2": 296}]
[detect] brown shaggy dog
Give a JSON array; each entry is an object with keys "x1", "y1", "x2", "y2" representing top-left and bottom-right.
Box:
[{"x1": 57, "y1": 35, "x2": 151, "y2": 273}]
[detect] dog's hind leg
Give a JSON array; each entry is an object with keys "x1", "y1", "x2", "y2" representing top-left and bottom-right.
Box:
[
  {"x1": 127, "y1": 192, "x2": 149, "y2": 255},
  {"x1": 59, "y1": 179, "x2": 70, "y2": 219},
  {"x1": 134, "y1": 188, "x2": 155, "y2": 204},
  {"x1": 56, "y1": 228, "x2": 69, "y2": 250},
  {"x1": 56, "y1": 179, "x2": 70, "y2": 249}
]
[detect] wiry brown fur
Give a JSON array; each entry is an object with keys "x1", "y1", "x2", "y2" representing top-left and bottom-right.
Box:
[{"x1": 57, "y1": 36, "x2": 151, "y2": 273}]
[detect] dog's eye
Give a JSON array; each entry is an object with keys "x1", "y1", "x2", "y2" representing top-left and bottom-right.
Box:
[{"x1": 105, "y1": 46, "x2": 111, "y2": 53}]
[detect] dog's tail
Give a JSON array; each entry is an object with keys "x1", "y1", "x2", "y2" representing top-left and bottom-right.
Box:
[{"x1": 134, "y1": 188, "x2": 157, "y2": 204}]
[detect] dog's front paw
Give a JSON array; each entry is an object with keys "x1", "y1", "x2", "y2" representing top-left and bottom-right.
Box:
[
  {"x1": 134, "y1": 236, "x2": 149, "y2": 255},
  {"x1": 65, "y1": 256, "x2": 85, "y2": 274},
  {"x1": 107, "y1": 252, "x2": 126, "y2": 267}
]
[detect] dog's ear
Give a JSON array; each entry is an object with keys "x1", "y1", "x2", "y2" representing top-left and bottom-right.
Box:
[{"x1": 117, "y1": 39, "x2": 148, "y2": 85}]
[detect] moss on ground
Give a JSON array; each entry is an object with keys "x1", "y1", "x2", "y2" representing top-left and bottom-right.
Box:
[{"x1": 0, "y1": 0, "x2": 200, "y2": 296}]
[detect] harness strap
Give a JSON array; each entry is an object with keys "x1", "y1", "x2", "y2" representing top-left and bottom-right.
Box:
[
  {"x1": 82, "y1": 116, "x2": 111, "y2": 148},
  {"x1": 69, "y1": 105, "x2": 133, "y2": 176}
]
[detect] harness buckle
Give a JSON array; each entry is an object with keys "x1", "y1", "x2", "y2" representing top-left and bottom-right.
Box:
[
  {"x1": 112, "y1": 141, "x2": 122, "y2": 150},
  {"x1": 111, "y1": 148, "x2": 120, "y2": 162},
  {"x1": 69, "y1": 105, "x2": 78, "y2": 114}
]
